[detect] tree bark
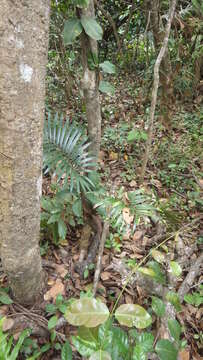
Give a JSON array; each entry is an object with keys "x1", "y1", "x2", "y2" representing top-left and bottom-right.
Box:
[
  {"x1": 140, "y1": 0, "x2": 177, "y2": 183},
  {"x1": 147, "y1": 0, "x2": 174, "y2": 127},
  {"x1": 80, "y1": 0, "x2": 102, "y2": 160},
  {"x1": 0, "y1": 0, "x2": 50, "y2": 305}
]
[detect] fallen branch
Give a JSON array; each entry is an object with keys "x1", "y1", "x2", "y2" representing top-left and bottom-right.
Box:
[
  {"x1": 93, "y1": 222, "x2": 109, "y2": 296},
  {"x1": 178, "y1": 252, "x2": 203, "y2": 302}
]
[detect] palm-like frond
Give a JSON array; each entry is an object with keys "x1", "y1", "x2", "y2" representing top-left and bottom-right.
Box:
[
  {"x1": 43, "y1": 112, "x2": 96, "y2": 193},
  {"x1": 90, "y1": 188, "x2": 156, "y2": 232}
]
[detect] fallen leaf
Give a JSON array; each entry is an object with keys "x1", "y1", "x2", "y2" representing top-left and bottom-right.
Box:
[
  {"x1": 129, "y1": 180, "x2": 137, "y2": 187},
  {"x1": 47, "y1": 278, "x2": 55, "y2": 286},
  {"x1": 44, "y1": 279, "x2": 65, "y2": 302},
  {"x1": 179, "y1": 350, "x2": 190, "y2": 360},
  {"x1": 133, "y1": 231, "x2": 144, "y2": 242},
  {"x1": 0, "y1": 305, "x2": 9, "y2": 316},
  {"x1": 2, "y1": 318, "x2": 14, "y2": 332},
  {"x1": 109, "y1": 151, "x2": 118, "y2": 161},
  {"x1": 125, "y1": 294, "x2": 133, "y2": 303},
  {"x1": 123, "y1": 208, "x2": 134, "y2": 224},
  {"x1": 101, "y1": 272, "x2": 111, "y2": 281},
  {"x1": 55, "y1": 264, "x2": 68, "y2": 278}
]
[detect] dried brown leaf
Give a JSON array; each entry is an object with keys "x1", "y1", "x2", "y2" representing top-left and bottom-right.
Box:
[{"x1": 44, "y1": 279, "x2": 65, "y2": 302}]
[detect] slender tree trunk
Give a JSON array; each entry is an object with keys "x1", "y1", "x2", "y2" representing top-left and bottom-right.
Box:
[
  {"x1": 147, "y1": 0, "x2": 174, "y2": 127},
  {"x1": 0, "y1": 0, "x2": 50, "y2": 305},
  {"x1": 140, "y1": 0, "x2": 177, "y2": 183},
  {"x1": 80, "y1": 0, "x2": 102, "y2": 160}
]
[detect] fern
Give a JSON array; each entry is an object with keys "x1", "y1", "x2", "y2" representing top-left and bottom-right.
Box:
[{"x1": 43, "y1": 112, "x2": 96, "y2": 193}]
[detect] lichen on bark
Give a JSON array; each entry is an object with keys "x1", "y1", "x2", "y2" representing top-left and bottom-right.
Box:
[{"x1": 0, "y1": 0, "x2": 50, "y2": 305}]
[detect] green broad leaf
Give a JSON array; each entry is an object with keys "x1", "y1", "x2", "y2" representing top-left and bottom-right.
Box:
[
  {"x1": 61, "y1": 341, "x2": 72, "y2": 360},
  {"x1": 168, "y1": 319, "x2": 181, "y2": 342},
  {"x1": 72, "y1": 199, "x2": 83, "y2": 217},
  {"x1": 183, "y1": 294, "x2": 194, "y2": 305},
  {"x1": 81, "y1": 16, "x2": 103, "y2": 40},
  {"x1": 115, "y1": 304, "x2": 152, "y2": 329},
  {"x1": 155, "y1": 339, "x2": 178, "y2": 360},
  {"x1": 99, "y1": 81, "x2": 115, "y2": 96},
  {"x1": 99, "y1": 61, "x2": 116, "y2": 74},
  {"x1": 151, "y1": 249, "x2": 165, "y2": 264},
  {"x1": 65, "y1": 298, "x2": 109, "y2": 327},
  {"x1": 147, "y1": 261, "x2": 166, "y2": 284},
  {"x1": 58, "y1": 304, "x2": 67, "y2": 314},
  {"x1": 110, "y1": 327, "x2": 129, "y2": 358},
  {"x1": 138, "y1": 267, "x2": 156, "y2": 278},
  {"x1": 58, "y1": 219, "x2": 67, "y2": 240},
  {"x1": 41, "y1": 197, "x2": 52, "y2": 212},
  {"x1": 135, "y1": 332, "x2": 154, "y2": 353},
  {"x1": 169, "y1": 261, "x2": 182, "y2": 277},
  {"x1": 133, "y1": 345, "x2": 146, "y2": 360},
  {"x1": 46, "y1": 303, "x2": 57, "y2": 314},
  {"x1": 63, "y1": 18, "x2": 83, "y2": 45},
  {"x1": 151, "y1": 296, "x2": 166, "y2": 317},
  {"x1": 55, "y1": 294, "x2": 64, "y2": 306},
  {"x1": 47, "y1": 213, "x2": 60, "y2": 224},
  {"x1": 0, "y1": 291, "x2": 13, "y2": 305},
  {"x1": 48, "y1": 315, "x2": 58, "y2": 330},
  {"x1": 55, "y1": 342, "x2": 61, "y2": 350},
  {"x1": 90, "y1": 350, "x2": 112, "y2": 360},
  {"x1": 166, "y1": 292, "x2": 182, "y2": 312},
  {"x1": 72, "y1": 335, "x2": 97, "y2": 357}
]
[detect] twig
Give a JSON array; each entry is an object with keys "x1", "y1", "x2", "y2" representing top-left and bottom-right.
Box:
[
  {"x1": 93, "y1": 222, "x2": 109, "y2": 296},
  {"x1": 178, "y1": 252, "x2": 203, "y2": 302},
  {"x1": 139, "y1": 0, "x2": 177, "y2": 182}
]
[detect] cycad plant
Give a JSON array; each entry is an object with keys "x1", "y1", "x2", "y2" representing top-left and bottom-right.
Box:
[{"x1": 43, "y1": 112, "x2": 96, "y2": 194}]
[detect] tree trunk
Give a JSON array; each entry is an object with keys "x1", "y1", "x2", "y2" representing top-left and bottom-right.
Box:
[
  {"x1": 147, "y1": 0, "x2": 174, "y2": 127},
  {"x1": 140, "y1": 0, "x2": 177, "y2": 183},
  {"x1": 0, "y1": 0, "x2": 50, "y2": 305},
  {"x1": 80, "y1": 0, "x2": 102, "y2": 160}
]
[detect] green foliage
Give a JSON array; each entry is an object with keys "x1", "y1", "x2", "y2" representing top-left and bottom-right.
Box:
[
  {"x1": 99, "y1": 81, "x2": 115, "y2": 96},
  {"x1": 166, "y1": 292, "x2": 182, "y2": 312},
  {"x1": 61, "y1": 341, "x2": 72, "y2": 360},
  {"x1": 41, "y1": 187, "x2": 83, "y2": 245},
  {"x1": 63, "y1": 296, "x2": 184, "y2": 359},
  {"x1": 43, "y1": 112, "x2": 95, "y2": 194},
  {"x1": 81, "y1": 16, "x2": 103, "y2": 41},
  {"x1": 184, "y1": 287, "x2": 203, "y2": 307},
  {"x1": 0, "y1": 288, "x2": 13, "y2": 305},
  {"x1": 63, "y1": 18, "x2": 83, "y2": 45},
  {"x1": 169, "y1": 261, "x2": 182, "y2": 277},
  {"x1": 92, "y1": 187, "x2": 156, "y2": 233},
  {"x1": 151, "y1": 296, "x2": 166, "y2": 317},
  {"x1": 115, "y1": 304, "x2": 152, "y2": 329},
  {"x1": 0, "y1": 318, "x2": 31, "y2": 360},
  {"x1": 155, "y1": 339, "x2": 178, "y2": 360},
  {"x1": 99, "y1": 61, "x2": 116, "y2": 74}
]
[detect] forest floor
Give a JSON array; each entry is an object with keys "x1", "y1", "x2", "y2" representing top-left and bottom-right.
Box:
[{"x1": 0, "y1": 73, "x2": 202, "y2": 359}]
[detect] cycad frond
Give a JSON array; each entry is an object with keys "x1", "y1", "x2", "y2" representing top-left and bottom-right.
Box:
[{"x1": 43, "y1": 112, "x2": 96, "y2": 193}]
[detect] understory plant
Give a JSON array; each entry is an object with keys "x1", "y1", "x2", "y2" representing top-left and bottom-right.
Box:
[{"x1": 53, "y1": 240, "x2": 186, "y2": 359}]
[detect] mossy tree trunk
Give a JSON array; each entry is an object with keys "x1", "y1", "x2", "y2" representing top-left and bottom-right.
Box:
[{"x1": 0, "y1": 0, "x2": 50, "y2": 305}]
